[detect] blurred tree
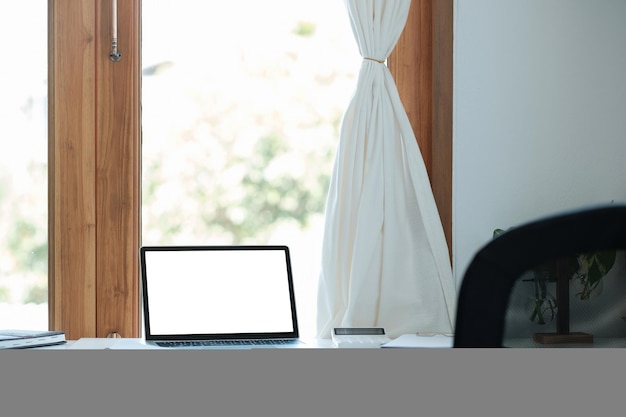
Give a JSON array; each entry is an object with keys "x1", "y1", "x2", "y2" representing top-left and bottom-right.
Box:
[{"x1": 141, "y1": 16, "x2": 349, "y2": 246}]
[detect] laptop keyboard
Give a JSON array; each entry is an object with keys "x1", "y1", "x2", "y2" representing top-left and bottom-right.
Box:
[{"x1": 156, "y1": 339, "x2": 298, "y2": 348}]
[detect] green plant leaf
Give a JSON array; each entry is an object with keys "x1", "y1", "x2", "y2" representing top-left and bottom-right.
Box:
[{"x1": 583, "y1": 250, "x2": 616, "y2": 285}]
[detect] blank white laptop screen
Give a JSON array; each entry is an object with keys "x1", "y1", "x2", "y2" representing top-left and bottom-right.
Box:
[{"x1": 141, "y1": 246, "x2": 297, "y2": 337}]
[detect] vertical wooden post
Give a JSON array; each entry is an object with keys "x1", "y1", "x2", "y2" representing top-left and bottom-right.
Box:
[
  {"x1": 388, "y1": 0, "x2": 453, "y2": 257},
  {"x1": 48, "y1": 0, "x2": 98, "y2": 339},
  {"x1": 95, "y1": 0, "x2": 141, "y2": 338},
  {"x1": 49, "y1": 0, "x2": 141, "y2": 339}
]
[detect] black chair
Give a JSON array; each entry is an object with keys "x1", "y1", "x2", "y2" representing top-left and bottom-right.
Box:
[{"x1": 453, "y1": 205, "x2": 626, "y2": 347}]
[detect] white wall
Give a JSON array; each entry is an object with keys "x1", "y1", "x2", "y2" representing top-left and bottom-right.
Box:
[{"x1": 453, "y1": 0, "x2": 626, "y2": 284}]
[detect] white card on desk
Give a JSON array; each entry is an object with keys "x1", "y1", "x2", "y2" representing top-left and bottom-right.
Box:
[{"x1": 381, "y1": 334, "x2": 454, "y2": 348}]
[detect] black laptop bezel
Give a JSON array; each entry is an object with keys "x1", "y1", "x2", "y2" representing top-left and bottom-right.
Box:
[{"x1": 139, "y1": 245, "x2": 300, "y2": 342}]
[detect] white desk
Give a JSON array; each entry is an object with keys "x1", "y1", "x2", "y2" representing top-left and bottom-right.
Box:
[
  {"x1": 11, "y1": 337, "x2": 626, "y2": 417},
  {"x1": 3, "y1": 338, "x2": 485, "y2": 417},
  {"x1": 58, "y1": 334, "x2": 456, "y2": 349},
  {"x1": 62, "y1": 337, "x2": 335, "y2": 349},
  {"x1": 44, "y1": 336, "x2": 626, "y2": 349}
]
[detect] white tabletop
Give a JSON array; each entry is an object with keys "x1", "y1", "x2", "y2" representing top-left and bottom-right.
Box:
[
  {"x1": 44, "y1": 334, "x2": 459, "y2": 350},
  {"x1": 56, "y1": 337, "x2": 336, "y2": 350}
]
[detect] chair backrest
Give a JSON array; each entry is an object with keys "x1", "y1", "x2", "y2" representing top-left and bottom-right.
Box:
[{"x1": 453, "y1": 205, "x2": 626, "y2": 347}]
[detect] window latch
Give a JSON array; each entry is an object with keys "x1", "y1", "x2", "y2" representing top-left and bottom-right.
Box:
[{"x1": 109, "y1": 0, "x2": 122, "y2": 62}]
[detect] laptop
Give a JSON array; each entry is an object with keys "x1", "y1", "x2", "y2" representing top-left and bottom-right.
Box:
[{"x1": 140, "y1": 245, "x2": 305, "y2": 349}]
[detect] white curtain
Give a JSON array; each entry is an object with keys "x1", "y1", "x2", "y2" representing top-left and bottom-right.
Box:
[{"x1": 316, "y1": 0, "x2": 456, "y2": 339}]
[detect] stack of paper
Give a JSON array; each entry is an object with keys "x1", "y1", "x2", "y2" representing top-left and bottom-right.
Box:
[{"x1": 381, "y1": 333, "x2": 454, "y2": 348}]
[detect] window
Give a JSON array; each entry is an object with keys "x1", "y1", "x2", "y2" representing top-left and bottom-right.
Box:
[
  {"x1": 48, "y1": 0, "x2": 451, "y2": 340},
  {"x1": 142, "y1": 0, "x2": 359, "y2": 338},
  {"x1": 0, "y1": 1, "x2": 48, "y2": 329}
]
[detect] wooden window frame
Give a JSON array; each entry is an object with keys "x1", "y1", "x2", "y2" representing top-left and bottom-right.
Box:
[
  {"x1": 48, "y1": 0, "x2": 141, "y2": 339},
  {"x1": 48, "y1": 0, "x2": 452, "y2": 340},
  {"x1": 388, "y1": 0, "x2": 453, "y2": 255}
]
